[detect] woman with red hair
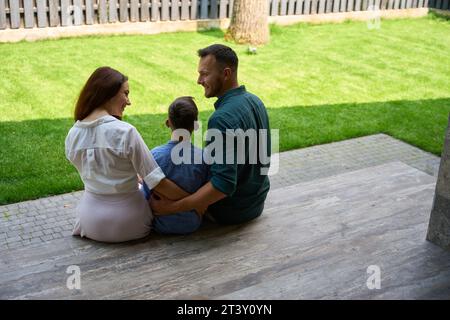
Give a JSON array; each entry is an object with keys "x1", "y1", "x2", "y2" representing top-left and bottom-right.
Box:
[{"x1": 65, "y1": 66, "x2": 188, "y2": 242}]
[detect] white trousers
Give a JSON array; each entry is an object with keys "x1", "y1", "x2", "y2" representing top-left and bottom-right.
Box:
[{"x1": 72, "y1": 190, "x2": 153, "y2": 243}]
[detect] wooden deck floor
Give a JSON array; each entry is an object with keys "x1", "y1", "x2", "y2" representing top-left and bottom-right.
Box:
[{"x1": 1, "y1": 161, "x2": 449, "y2": 299}]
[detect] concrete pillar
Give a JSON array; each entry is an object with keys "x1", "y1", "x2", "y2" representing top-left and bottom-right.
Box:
[{"x1": 426, "y1": 115, "x2": 450, "y2": 250}]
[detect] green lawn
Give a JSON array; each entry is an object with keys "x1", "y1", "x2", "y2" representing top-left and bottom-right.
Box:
[{"x1": 1, "y1": 13, "x2": 450, "y2": 205}]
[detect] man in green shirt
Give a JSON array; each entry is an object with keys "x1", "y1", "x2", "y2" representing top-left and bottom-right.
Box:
[{"x1": 151, "y1": 44, "x2": 271, "y2": 225}]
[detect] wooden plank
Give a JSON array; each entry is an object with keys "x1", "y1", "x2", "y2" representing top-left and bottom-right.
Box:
[
  {"x1": 160, "y1": 0, "x2": 169, "y2": 20},
  {"x1": 219, "y1": 0, "x2": 226, "y2": 19},
  {"x1": 304, "y1": 0, "x2": 311, "y2": 13},
  {"x1": 190, "y1": 0, "x2": 198, "y2": 19},
  {"x1": 9, "y1": 0, "x2": 20, "y2": 29},
  {"x1": 200, "y1": 0, "x2": 208, "y2": 18},
  {"x1": 36, "y1": 0, "x2": 48, "y2": 28},
  {"x1": 120, "y1": 0, "x2": 129, "y2": 22},
  {"x1": 73, "y1": 0, "x2": 83, "y2": 26},
  {"x1": 325, "y1": 0, "x2": 333, "y2": 12},
  {"x1": 406, "y1": 0, "x2": 412, "y2": 8},
  {"x1": 344, "y1": 0, "x2": 354, "y2": 12},
  {"x1": 23, "y1": 0, "x2": 34, "y2": 28},
  {"x1": 61, "y1": 0, "x2": 73, "y2": 26},
  {"x1": 181, "y1": 0, "x2": 189, "y2": 19},
  {"x1": 227, "y1": 0, "x2": 233, "y2": 18},
  {"x1": 98, "y1": 0, "x2": 108, "y2": 24},
  {"x1": 361, "y1": 0, "x2": 368, "y2": 10},
  {"x1": 0, "y1": 0, "x2": 6, "y2": 29},
  {"x1": 210, "y1": 0, "x2": 218, "y2": 18},
  {"x1": 311, "y1": 0, "x2": 318, "y2": 13},
  {"x1": 318, "y1": 0, "x2": 326, "y2": 12},
  {"x1": 271, "y1": 0, "x2": 279, "y2": 15},
  {"x1": 287, "y1": 0, "x2": 295, "y2": 14},
  {"x1": 303, "y1": 0, "x2": 312, "y2": 15},
  {"x1": 109, "y1": 0, "x2": 119, "y2": 22},
  {"x1": 423, "y1": 0, "x2": 429, "y2": 7},
  {"x1": 340, "y1": 0, "x2": 346, "y2": 11},
  {"x1": 280, "y1": 0, "x2": 288, "y2": 14},
  {"x1": 347, "y1": 0, "x2": 355, "y2": 11},
  {"x1": 333, "y1": 0, "x2": 340, "y2": 12},
  {"x1": 130, "y1": 0, "x2": 139, "y2": 22},
  {"x1": 141, "y1": 0, "x2": 150, "y2": 21},
  {"x1": 354, "y1": 0, "x2": 361, "y2": 10},
  {"x1": 151, "y1": 0, "x2": 160, "y2": 21},
  {"x1": 296, "y1": 0, "x2": 305, "y2": 13},
  {"x1": 48, "y1": 0, "x2": 59, "y2": 26},
  {"x1": 436, "y1": 0, "x2": 443, "y2": 8},
  {"x1": 374, "y1": 0, "x2": 381, "y2": 9},
  {"x1": 85, "y1": 0, "x2": 94, "y2": 24},
  {"x1": 170, "y1": 0, "x2": 179, "y2": 20}
]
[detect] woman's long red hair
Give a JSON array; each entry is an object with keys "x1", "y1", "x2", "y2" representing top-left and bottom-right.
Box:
[{"x1": 74, "y1": 66, "x2": 128, "y2": 121}]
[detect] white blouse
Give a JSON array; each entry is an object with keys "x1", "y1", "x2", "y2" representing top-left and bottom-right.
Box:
[{"x1": 65, "y1": 115, "x2": 165, "y2": 194}]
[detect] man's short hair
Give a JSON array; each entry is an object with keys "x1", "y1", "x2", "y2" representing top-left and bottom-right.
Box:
[
  {"x1": 198, "y1": 44, "x2": 238, "y2": 72},
  {"x1": 168, "y1": 96, "x2": 198, "y2": 132}
]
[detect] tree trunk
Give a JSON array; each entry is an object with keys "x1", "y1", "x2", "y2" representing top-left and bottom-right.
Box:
[{"x1": 225, "y1": 0, "x2": 269, "y2": 46}]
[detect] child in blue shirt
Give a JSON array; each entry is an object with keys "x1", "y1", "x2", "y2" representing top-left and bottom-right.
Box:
[{"x1": 142, "y1": 96, "x2": 209, "y2": 234}]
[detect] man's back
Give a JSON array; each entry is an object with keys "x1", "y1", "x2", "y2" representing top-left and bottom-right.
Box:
[{"x1": 207, "y1": 86, "x2": 271, "y2": 224}]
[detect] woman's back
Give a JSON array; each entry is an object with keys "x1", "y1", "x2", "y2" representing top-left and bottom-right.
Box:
[
  {"x1": 66, "y1": 115, "x2": 142, "y2": 194},
  {"x1": 65, "y1": 66, "x2": 166, "y2": 243}
]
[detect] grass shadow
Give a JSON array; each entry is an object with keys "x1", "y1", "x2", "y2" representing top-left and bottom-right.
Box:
[
  {"x1": 1, "y1": 97, "x2": 449, "y2": 205},
  {"x1": 428, "y1": 10, "x2": 450, "y2": 22},
  {"x1": 196, "y1": 27, "x2": 226, "y2": 39}
]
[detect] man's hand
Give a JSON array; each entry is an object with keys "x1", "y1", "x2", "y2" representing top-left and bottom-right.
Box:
[
  {"x1": 193, "y1": 202, "x2": 208, "y2": 218},
  {"x1": 150, "y1": 193, "x2": 208, "y2": 217},
  {"x1": 150, "y1": 182, "x2": 226, "y2": 218},
  {"x1": 150, "y1": 192, "x2": 177, "y2": 216}
]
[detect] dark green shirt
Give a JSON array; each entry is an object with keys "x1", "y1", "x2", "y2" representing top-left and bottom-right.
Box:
[{"x1": 207, "y1": 86, "x2": 271, "y2": 225}]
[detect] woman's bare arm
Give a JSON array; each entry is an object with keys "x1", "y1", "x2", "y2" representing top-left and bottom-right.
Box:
[{"x1": 152, "y1": 178, "x2": 190, "y2": 201}]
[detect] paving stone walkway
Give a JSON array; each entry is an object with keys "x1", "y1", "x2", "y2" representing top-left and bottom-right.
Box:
[{"x1": 0, "y1": 134, "x2": 440, "y2": 250}]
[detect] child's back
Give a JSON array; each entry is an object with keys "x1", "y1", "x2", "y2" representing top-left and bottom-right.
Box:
[
  {"x1": 143, "y1": 96, "x2": 209, "y2": 235},
  {"x1": 145, "y1": 141, "x2": 209, "y2": 234}
]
